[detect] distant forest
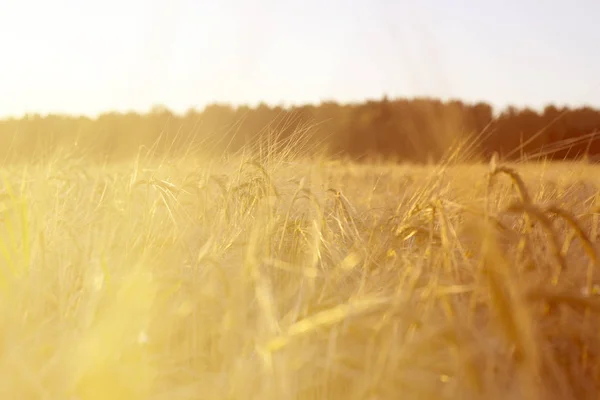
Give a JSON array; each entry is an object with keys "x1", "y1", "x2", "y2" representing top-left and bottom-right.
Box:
[{"x1": 1, "y1": 97, "x2": 599, "y2": 163}]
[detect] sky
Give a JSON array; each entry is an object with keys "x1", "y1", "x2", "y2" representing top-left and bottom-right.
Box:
[{"x1": 0, "y1": 0, "x2": 599, "y2": 118}]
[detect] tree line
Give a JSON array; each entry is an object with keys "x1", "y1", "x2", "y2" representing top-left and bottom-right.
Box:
[{"x1": 0, "y1": 97, "x2": 599, "y2": 163}]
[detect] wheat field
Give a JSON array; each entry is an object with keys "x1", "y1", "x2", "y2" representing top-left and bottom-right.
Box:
[{"x1": 0, "y1": 139, "x2": 599, "y2": 400}]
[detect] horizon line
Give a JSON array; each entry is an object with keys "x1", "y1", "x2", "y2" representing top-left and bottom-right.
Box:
[{"x1": 2, "y1": 95, "x2": 599, "y2": 121}]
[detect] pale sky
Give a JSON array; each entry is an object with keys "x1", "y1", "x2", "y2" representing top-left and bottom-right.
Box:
[{"x1": 0, "y1": 0, "x2": 599, "y2": 118}]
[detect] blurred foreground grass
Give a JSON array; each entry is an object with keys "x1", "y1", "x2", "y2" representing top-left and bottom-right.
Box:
[{"x1": 1, "y1": 148, "x2": 600, "y2": 399}]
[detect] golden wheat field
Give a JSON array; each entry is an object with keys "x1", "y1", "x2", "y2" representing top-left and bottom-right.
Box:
[{"x1": 1, "y1": 142, "x2": 600, "y2": 400}]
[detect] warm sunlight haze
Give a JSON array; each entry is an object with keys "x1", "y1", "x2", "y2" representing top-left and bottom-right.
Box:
[
  {"x1": 1, "y1": 0, "x2": 600, "y2": 117},
  {"x1": 1, "y1": 1, "x2": 600, "y2": 400}
]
